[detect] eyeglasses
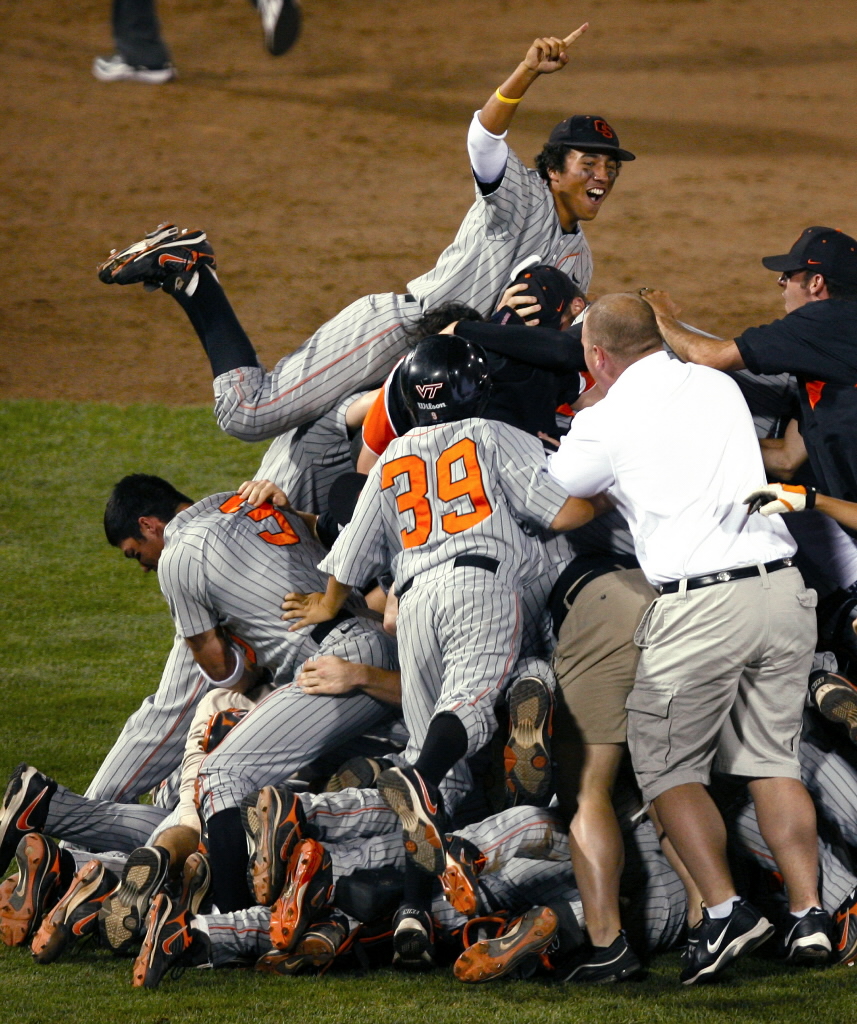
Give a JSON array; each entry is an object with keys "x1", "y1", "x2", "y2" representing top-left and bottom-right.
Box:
[{"x1": 778, "y1": 269, "x2": 802, "y2": 285}]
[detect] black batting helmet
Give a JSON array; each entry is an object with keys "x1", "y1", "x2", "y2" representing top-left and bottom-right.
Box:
[{"x1": 399, "y1": 334, "x2": 491, "y2": 427}]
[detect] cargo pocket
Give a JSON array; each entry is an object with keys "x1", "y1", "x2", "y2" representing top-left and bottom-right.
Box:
[{"x1": 625, "y1": 688, "x2": 673, "y2": 773}]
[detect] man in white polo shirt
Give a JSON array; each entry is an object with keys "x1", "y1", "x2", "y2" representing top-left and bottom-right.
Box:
[{"x1": 548, "y1": 293, "x2": 828, "y2": 984}]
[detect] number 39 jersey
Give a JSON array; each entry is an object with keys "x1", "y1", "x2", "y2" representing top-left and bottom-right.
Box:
[
  {"x1": 322, "y1": 418, "x2": 572, "y2": 592},
  {"x1": 159, "y1": 492, "x2": 366, "y2": 678}
]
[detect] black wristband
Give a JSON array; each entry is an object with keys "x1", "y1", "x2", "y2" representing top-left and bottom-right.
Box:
[{"x1": 805, "y1": 485, "x2": 817, "y2": 510}]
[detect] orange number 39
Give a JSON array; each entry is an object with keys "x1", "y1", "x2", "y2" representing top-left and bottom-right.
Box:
[
  {"x1": 218, "y1": 495, "x2": 300, "y2": 546},
  {"x1": 381, "y1": 438, "x2": 492, "y2": 549}
]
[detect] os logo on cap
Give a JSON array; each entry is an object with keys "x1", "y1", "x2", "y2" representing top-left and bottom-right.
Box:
[{"x1": 593, "y1": 119, "x2": 614, "y2": 139}]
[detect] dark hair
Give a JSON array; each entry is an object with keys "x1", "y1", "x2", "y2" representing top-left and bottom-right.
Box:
[
  {"x1": 585, "y1": 293, "x2": 663, "y2": 362},
  {"x1": 104, "y1": 474, "x2": 192, "y2": 546},
  {"x1": 823, "y1": 275, "x2": 857, "y2": 302},
  {"x1": 404, "y1": 302, "x2": 483, "y2": 344},
  {"x1": 535, "y1": 144, "x2": 623, "y2": 183}
]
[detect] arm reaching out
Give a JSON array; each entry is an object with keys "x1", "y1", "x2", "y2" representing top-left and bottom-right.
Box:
[
  {"x1": 478, "y1": 26, "x2": 588, "y2": 137},
  {"x1": 640, "y1": 289, "x2": 745, "y2": 371}
]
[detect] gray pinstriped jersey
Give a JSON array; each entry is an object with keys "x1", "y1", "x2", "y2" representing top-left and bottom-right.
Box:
[
  {"x1": 408, "y1": 150, "x2": 593, "y2": 313},
  {"x1": 322, "y1": 418, "x2": 570, "y2": 592},
  {"x1": 159, "y1": 493, "x2": 371, "y2": 682}
]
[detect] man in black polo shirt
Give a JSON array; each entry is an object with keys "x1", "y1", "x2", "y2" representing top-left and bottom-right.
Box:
[{"x1": 639, "y1": 226, "x2": 857, "y2": 502}]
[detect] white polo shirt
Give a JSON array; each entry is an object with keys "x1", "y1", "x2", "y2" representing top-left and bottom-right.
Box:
[{"x1": 547, "y1": 351, "x2": 796, "y2": 586}]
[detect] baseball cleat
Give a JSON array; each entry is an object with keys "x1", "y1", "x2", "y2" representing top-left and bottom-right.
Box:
[
  {"x1": 255, "y1": 913, "x2": 348, "y2": 975},
  {"x1": 558, "y1": 928, "x2": 643, "y2": 983},
  {"x1": 201, "y1": 707, "x2": 249, "y2": 753},
  {"x1": 504, "y1": 676, "x2": 554, "y2": 805},
  {"x1": 92, "y1": 54, "x2": 176, "y2": 83},
  {"x1": 377, "y1": 766, "x2": 447, "y2": 876},
  {"x1": 241, "y1": 785, "x2": 307, "y2": 906},
  {"x1": 256, "y1": 0, "x2": 302, "y2": 56},
  {"x1": 679, "y1": 899, "x2": 774, "y2": 985},
  {"x1": 0, "y1": 763, "x2": 57, "y2": 875},
  {"x1": 98, "y1": 845, "x2": 171, "y2": 955},
  {"x1": 31, "y1": 858, "x2": 119, "y2": 964},
  {"x1": 439, "y1": 836, "x2": 486, "y2": 918},
  {"x1": 833, "y1": 884, "x2": 857, "y2": 965},
  {"x1": 455, "y1": 905, "x2": 558, "y2": 983},
  {"x1": 809, "y1": 671, "x2": 857, "y2": 746},
  {"x1": 132, "y1": 852, "x2": 211, "y2": 989},
  {"x1": 269, "y1": 838, "x2": 333, "y2": 953},
  {"x1": 97, "y1": 225, "x2": 215, "y2": 293},
  {"x1": 392, "y1": 905, "x2": 436, "y2": 972},
  {"x1": 781, "y1": 906, "x2": 832, "y2": 966},
  {"x1": 324, "y1": 756, "x2": 392, "y2": 793},
  {"x1": 0, "y1": 833, "x2": 63, "y2": 947}
]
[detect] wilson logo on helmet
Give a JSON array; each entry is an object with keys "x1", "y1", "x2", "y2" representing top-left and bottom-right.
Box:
[{"x1": 416, "y1": 383, "x2": 444, "y2": 399}]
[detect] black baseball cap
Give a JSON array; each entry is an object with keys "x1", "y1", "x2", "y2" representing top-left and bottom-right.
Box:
[
  {"x1": 548, "y1": 115, "x2": 635, "y2": 161},
  {"x1": 510, "y1": 264, "x2": 583, "y2": 330},
  {"x1": 762, "y1": 226, "x2": 857, "y2": 285}
]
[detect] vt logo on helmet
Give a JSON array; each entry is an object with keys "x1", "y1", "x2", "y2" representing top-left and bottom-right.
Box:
[{"x1": 399, "y1": 335, "x2": 492, "y2": 427}]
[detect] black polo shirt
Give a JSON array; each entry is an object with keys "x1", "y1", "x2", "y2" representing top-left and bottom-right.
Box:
[{"x1": 735, "y1": 300, "x2": 857, "y2": 500}]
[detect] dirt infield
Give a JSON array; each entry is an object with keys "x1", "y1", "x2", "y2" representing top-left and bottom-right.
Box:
[{"x1": 3, "y1": 0, "x2": 857, "y2": 405}]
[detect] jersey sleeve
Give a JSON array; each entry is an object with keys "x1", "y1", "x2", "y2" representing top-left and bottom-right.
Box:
[
  {"x1": 455, "y1": 321, "x2": 586, "y2": 373},
  {"x1": 362, "y1": 379, "x2": 399, "y2": 457},
  {"x1": 489, "y1": 422, "x2": 573, "y2": 528},
  {"x1": 158, "y1": 538, "x2": 219, "y2": 638},
  {"x1": 547, "y1": 406, "x2": 616, "y2": 496},
  {"x1": 479, "y1": 149, "x2": 538, "y2": 239},
  {"x1": 735, "y1": 312, "x2": 834, "y2": 378},
  {"x1": 467, "y1": 111, "x2": 509, "y2": 190},
  {"x1": 319, "y1": 461, "x2": 391, "y2": 588}
]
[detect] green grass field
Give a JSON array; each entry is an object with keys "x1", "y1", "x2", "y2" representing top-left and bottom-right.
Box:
[{"x1": 3, "y1": 399, "x2": 857, "y2": 1023}]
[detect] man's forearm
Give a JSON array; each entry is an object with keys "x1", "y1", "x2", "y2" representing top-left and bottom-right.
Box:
[
  {"x1": 353, "y1": 666, "x2": 402, "y2": 706},
  {"x1": 656, "y1": 315, "x2": 744, "y2": 371}
]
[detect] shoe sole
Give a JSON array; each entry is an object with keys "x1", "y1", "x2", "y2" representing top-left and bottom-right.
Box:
[
  {"x1": 454, "y1": 906, "x2": 557, "y2": 983},
  {"x1": 92, "y1": 62, "x2": 176, "y2": 84},
  {"x1": 504, "y1": 678, "x2": 552, "y2": 803},
  {"x1": 0, "y1": 834, "x2": 61, "y2": 947},
  {"x1": 393, "y1": 920, "x2": 434, "y2": 972},
  {"x1": 132, "y1": 894, "x2": 175, "y2": 989},
  {"x1": 97, "y1": 225, "x2": 179, "y2": 282},
  {"x1": 245, "y1": 787, "x2": 302, "y2": 906},
  {"x1": 816, "y1": 683, "x2": 857, "y2": 744},
  {"x1": 440, "y1": 848, "x2": 481, "y2": 918},
  {"x1": 681, "y1": 918, "x2": 775, "y2": 985},
  {"x1": 98, "y1": 847, "x2": 169, "y2": 955},
  {"x1": 377, "y1": 770, "x2": 445, "y2": 876},
  {"x1": 111, "y1": 234, "x2": 210, "y2": 286},
  {"x1": 31, "y1": 859, "x2": 116, "y2": 964},
  {"x1": 786, "y1": 934, "x2": 832, "y2": 966},
  {"x1": 264, "y1": 0, "x2": 302, "y2": 55},
  {"x1": 270, "y1": 843, "x2": 331, "y2": 953},
  {"x1": 834, "y1": 895, "x2": 857, "y2": 965},
  {"x1": 324, "y1": 757, "x2": 381, "y2": 793}
]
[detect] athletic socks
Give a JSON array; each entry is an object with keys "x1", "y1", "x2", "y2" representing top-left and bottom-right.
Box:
[
  {"x1": 207, "y1": 806, "x2": 254, "y2": 912},
  {"x1": 413, "y1": 713, "x2": 469, "y2": 788}
]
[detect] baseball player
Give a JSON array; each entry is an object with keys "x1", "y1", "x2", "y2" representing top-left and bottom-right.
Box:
[
  {"x1": 93, "y1": 0, "x2": 301, "y2": 83},
  {"x1": 281, "y1": 335, "x2": 595, "y2": 955},
  {"x1": 96, "y1": 25, "x2": 633, "y2": 440}
]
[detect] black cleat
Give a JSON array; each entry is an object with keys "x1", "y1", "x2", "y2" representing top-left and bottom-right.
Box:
[
  {"x1": 98, "y1": 845, "x2": 170, "y2": 955},
  {"x1": 392, "y1": 905, "x2": 435, "y2": 972},
  {"x1": 377, "y1": 767, "x2": 447, "y2": 876},
  {"x1": 0, "y1": 764, "x2": 57, "y2": 875},
  {"x1": 97, "y1": 225, "x2": 215, "y2": 293},
  {"x1": 31, "y1": 858, "x2": 119, "y2": 964},
  {"x1": 504, "y1": 676, "x2": 553, "y2": 805},
  {"x1": 455, "y1": 905, "x2": 558, "y2": 983}
]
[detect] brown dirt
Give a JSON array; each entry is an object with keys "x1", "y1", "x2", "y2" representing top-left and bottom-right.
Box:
[{"x1": 3, "y1": 0, "x2": 857, "y2": 405}]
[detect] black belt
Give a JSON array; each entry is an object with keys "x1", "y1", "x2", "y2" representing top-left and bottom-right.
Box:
[
  {"x1": 659, "y1": 557, "x2": 795, "y2": 595},
  {"x1": 310, "y1": 609, "x2": 356, "y2": 643},
  {"x1": 548, "y1": 553, "x2": 640, "y2": 637},
  {"x1": 398, "y1": 555, "x2": 499, "y2": 597}
]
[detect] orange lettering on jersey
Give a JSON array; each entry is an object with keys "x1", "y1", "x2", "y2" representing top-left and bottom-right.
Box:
[
  {"x1": 805, "y1": 380, "x2": 826, "y2": 410},
  {"x1": 437, "y1": 438, "x2": 493, "y2": 534},
  {"x1": 382, "y1": 455, "x2": 433, "y2": 549},
  {"x1": 218, "y1": 495, "x2": 300, "y2": 545}
]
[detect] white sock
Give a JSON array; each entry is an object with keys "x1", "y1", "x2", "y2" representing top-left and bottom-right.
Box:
[
  {"x1": 707, "y1": 895, "x2": 741, "y2": 919},
  {"x1": 790, "y1": 905, "x2": 821, "y2": 919}
]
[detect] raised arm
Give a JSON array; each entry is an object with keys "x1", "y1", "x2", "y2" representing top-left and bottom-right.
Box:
[
  {"x1": 478, "y1": 26, "x2": 588, "y2": 137},
  {"x1": 640, "y1": 289, "x2": 745, "y2": 371}
]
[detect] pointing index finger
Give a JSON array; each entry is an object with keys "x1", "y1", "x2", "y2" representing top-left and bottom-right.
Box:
[{"x1": 563, "y1": 23, "x2": 589, "y2": 47}]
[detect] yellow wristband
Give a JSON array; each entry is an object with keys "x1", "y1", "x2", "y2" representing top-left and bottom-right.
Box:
[{"x1": 495, "y1": 88, "x2": 523, "y2": 105}]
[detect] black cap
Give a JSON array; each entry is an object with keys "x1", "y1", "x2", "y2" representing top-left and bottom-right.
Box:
[
  {"x1": 548, "y1": 115, "x2": 635, "y2": 161},
  {"x1": 510, "y1": 264, "x2": 583, "y2": 330},
  {"x1": 762, "y1": 226, "x2": 857, "y2": 285}
]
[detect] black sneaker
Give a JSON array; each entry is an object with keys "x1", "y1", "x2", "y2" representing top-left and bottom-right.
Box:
[
  {"x1": 256, "y1": 0, "x2": 302, "y2": 56},
  {"x1": 809, "y1": 671, "x2": 857, "y2": 745},
  {"x1": 679, "y1": 899, "x2": 774, "y2": 985},
  {"x1": 97, "y1": 225, "x2": 215, "y2": 293},
  {"x1": 0, "y1": 764, "x2": 57, "y2": 875},
  {"x1": 392, "y1": 905, "x2": 435, "y2": 971},
  {"x1": 781, "y1": 907, "x2": 832, "y2": 966},
  {"x1": 504, "y1": 676, "x2": 553, "y2": 806},
  {"x1": 377, "y1": 767, "x2": 447, "y2": 876},
  {"x1": 98, "y1": 846, "x2": 170, "y2": 955},
  {"x1": 558, "y1": 929, "x2": 643, "y2": 983}
]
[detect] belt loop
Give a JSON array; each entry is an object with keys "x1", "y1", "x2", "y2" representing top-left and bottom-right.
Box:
[
  {"x1": 759, "y1": 561, "x2": 771, "y2": 589},
  {"x1": 678, "y1": 577, "x2": 688, "y2": 600}
]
